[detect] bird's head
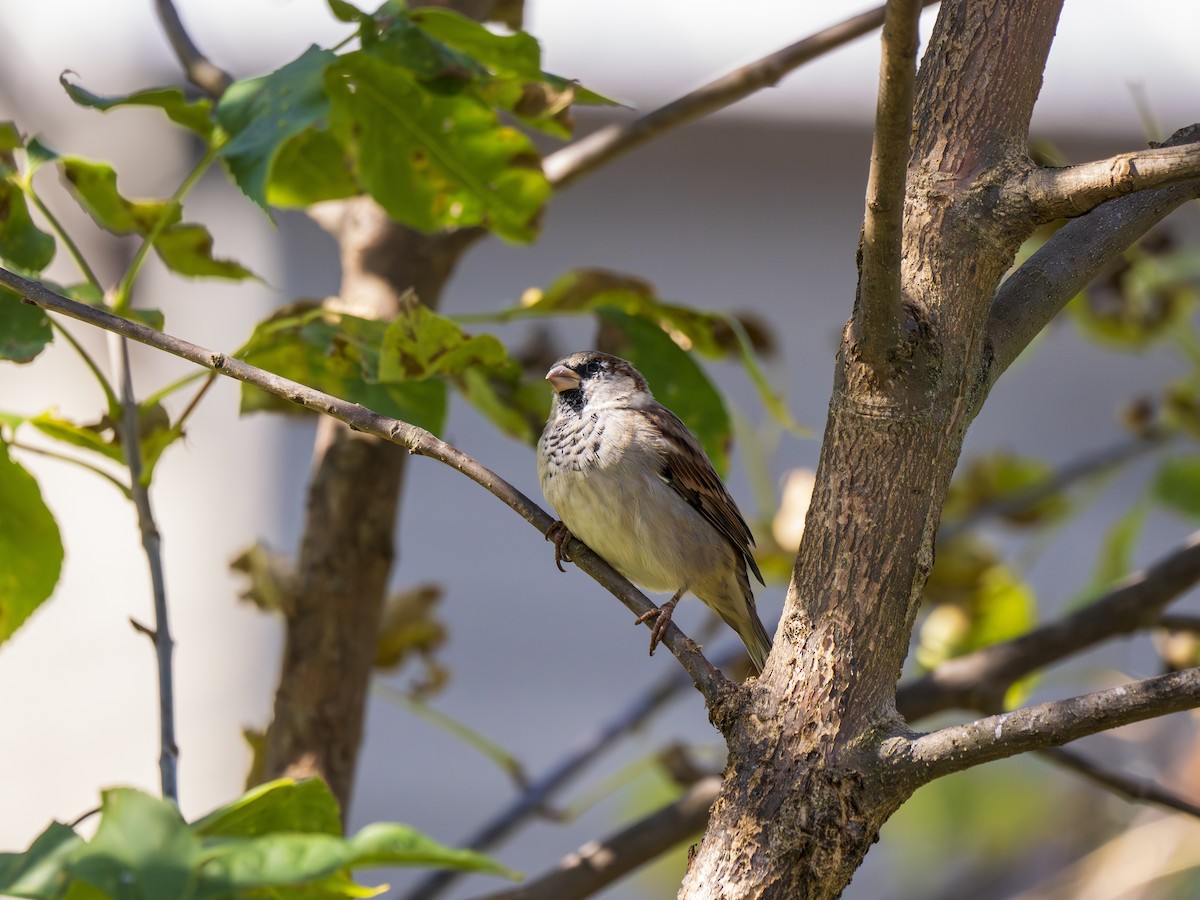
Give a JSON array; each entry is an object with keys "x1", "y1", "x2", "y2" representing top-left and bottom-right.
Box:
[{"x1": 544, "y1": 351, "x2": 650, "y2": 414}]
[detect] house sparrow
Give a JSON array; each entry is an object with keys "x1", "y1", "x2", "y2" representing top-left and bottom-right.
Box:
[{"x1": 537, "y1": 351, "x2": 772, "y2": 672}]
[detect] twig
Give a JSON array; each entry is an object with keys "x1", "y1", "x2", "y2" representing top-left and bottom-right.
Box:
[
  {"x1": 475, "y1": 776, "x2": 722, "y2": 900},
  {"x1": 0, "y1": 268, "x2": 731, "y2": 705},
  {"x1": 1037, "y1": 746, "x2": 1200, "y2": 819},
  {"x1": 1018, "y1": 136, "x2": 1200, "y2": 223},
  {"x1": 153, "y1": 0, "x2": 233, "y2": 97},
  {"x1": 895, "y1": 667, "x2": 1200, "y2": 783},
  {"x1": 986, "y1": 124, "x2": 1200, "y2": 385},
  {"x1": 112, "y1": 336, "x2": 178, "y2": 802},
  {"x1": 897, "y1": 531, "x2": 1200, "y2": 721},
  {"x1": 542, "y1": 1, "x2": 941, "y2": 190},
  {"x1": 854, "y1": 0, "x2": 922, "y2": 369},
  {"x1": 939, "y1": 431, "x2": 1167, "y2": 541},
  {"x1": 402, "y1": 650, "x2": 737, "y2": 900}
]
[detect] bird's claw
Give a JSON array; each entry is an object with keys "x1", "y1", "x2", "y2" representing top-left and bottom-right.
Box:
[
  {"x1": 635, "y1": 597, "x2": 679, "y2": 657},
  {"x1": 545, "y1": 520, "x2": 574, "y2": 573}
]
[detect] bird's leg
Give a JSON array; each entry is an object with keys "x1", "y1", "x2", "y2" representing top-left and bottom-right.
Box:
[
  {"x1": 545, "y1": 520, "x2": 574, "y2": 573},
  {"x1": 635, "y1": 588, "x2": 685, "y2": 656}
]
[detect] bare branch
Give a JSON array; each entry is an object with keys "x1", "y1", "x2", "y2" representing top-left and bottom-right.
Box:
[
  {"x1": 543, "y1": 1, "x2": 940, "y2": 190},
  {"x1": 1158, "y1": 613, "x2": 1200, "y2": 634},
  {"x1": 986, "y1": 124, "x2": 1200, "y2": 384},
  {"x1": 1018, "y1": 137, "x2": 1200, "y2": 223},
  {"x1": 1038, "y1": 747, "x2": 1200, "y2": 819},
  {"x1": 939, "y1": 431, "x2": 1167, "y2": 542},
  {"x1": 0, "y1": 268, "x2": 731, "y2": 704},
  {"x1": 896, "y1": 667, "x2": 1200, "y2": 782},
  {"x1": 853, "y1": 0, "x2": 922, "y2": 368},
  {"x1": 153, "y1": 0, "x2": 233, "y2": 97},
  {"x1": 898, "y1": 531, "x2": 1200, "y2": 721},
  {"x1": 113, "y1": 336, "x2": 178, "y2": 802},
  {"x1": 476, "y1": 777, "x2": 721, "y2": 900}
]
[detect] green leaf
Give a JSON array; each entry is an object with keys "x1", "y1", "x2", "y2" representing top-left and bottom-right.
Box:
[
  {"x1": 193, "y1": 778, "x2": 342, "y2": 839},
  {"x1": 456, "y1": 365, "x2": 546, "y2": 445},
  {"x1": 217, "y1": 45, "x2": 338, "y2": 210},
  {"x1": 596, "y1": 307, "x2": 732, "y2": 473},
  {"x1": 327, "y1": 49, "x2": 549, "y2": 242},
  {"x1": 327, "y1": 0, "x2": 369, "y2": 22},
  {"x1": 378, "y1": 300, "x2": 510, "y2": 381},
  {"x1": 0, "y1": 291, "x2": 52, "y2": 363},
  {"x1": 237, "y1": 305, "x2": 448, "y2": 434},
  {"x1": 0, "y1": 441, "x2": 64, "y2": 644},
  {"x1": 30, "y1": 411, "x2": 124, "y2": 463},
  {"x1": 1153, "y1": 455, "x2": 1200, "y2": 517},
  {"x1": 0, "y1": 120, "x2": 21, "y2": 153},
  {"x1": 408, "y1": 8, "x2": 543, "y2": 79},
  {"x1": 0, "y1": 180, "x2": 55, "y2": 271},
  {"x1": 267, "y1": 128, "x2": 358, "y2": 208},
  {"x1": 59, "y1": 77, "x2": 215, "y2": 137},
  {"x1": 0, "y1": 821, "x2": 82, "y2": 899},
  {"x1": 154, "y1": 223, "x2": 257, "y2": 281},
  {"x1": 1074, "y1": 500, "x2": 1150, "y2": 607},
  {"x1": 59, "y1": 157, "x2": 180, "y2": 236},
  {"x1": 68, "y1": 789, "x2": 200, "y2": 900}
]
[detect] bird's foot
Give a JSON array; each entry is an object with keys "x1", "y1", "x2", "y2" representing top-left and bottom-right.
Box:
[
  {"x1": 635, "y1": 595, "x2": 680, "y2": 657},
  {"x1": 545, "y1": 520, "x2": 574, "y2": 573}
]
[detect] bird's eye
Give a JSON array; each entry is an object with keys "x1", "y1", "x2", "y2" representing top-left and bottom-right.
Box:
[{"x1": 584, "y1": 360, "x2": 603, "y2": 375}]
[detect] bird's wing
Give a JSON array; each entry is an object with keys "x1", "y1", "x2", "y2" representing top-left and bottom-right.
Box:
[{"x1": 639, "y1": 404, "x2": 765, "y2": 586}]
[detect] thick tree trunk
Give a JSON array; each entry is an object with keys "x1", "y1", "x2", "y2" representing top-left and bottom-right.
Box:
[
  {"x1": 680, "y1": 2, "x2": 1064, "y2": 895},
  {"x1": 263, "y1": 198, "x2": 475, "y2": 807}
]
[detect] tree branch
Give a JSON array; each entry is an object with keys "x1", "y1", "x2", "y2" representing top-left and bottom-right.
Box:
[
  {"x1": 986, "y1": 123, "x2": 1200, "y2": 384},
  {"x1": 476, "y1": 777, "x2": 721, "y2": 900},
  {"x1": 153, "y1": 0, "x2": 233, "y2": 97},
  {"x1": 1037, "y1": 746, "x2": 1200, "y2": 819},
  {"x1": 897, "y1": 531, "x2": 1200, "y2": 721},
  {"x1": 895, "y1": 667, "x2": 1200, "y2": 782},
  {"x1": 1018, "y1": 137, "x2": 1200, "y2": 223},
  {"x1": 0, "y1": 268, "x2": 730, "y2": 704},
  {"x1": 113, "y1": 336, "x2": 178, "y2": 802},
  {"x1": 542, "y1": 1, "x2": 940, "y2": 190},
  {"x1": 853, "y1": 0, "x2": 922, "y2": 368}
]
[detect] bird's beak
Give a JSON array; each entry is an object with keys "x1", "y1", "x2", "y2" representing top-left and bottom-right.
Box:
[{"x1": 545, "y1": 364, "x2": 581, "y2": 393}]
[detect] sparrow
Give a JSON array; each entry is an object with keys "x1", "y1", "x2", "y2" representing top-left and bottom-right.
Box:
[{"x1": 536, "y1": 350, "x2": 772, "y2": 672}]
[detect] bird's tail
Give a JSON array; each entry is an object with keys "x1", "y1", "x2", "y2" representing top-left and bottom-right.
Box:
[{"x1": 734, "y1": 609, "x2": 773, "y2": 674}]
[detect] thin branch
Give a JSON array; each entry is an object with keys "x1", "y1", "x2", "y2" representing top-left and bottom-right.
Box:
[
  {"x1": 1037, "y1": 746, "x2": 1200, "y2": 819},
  {"x1": 854, "y1": 0, "x2": 922, "y2": 368},
  {"x1": 895, "y1": 667, "x2": 1200, "y2": 783},
  {"x1": 1018, "y1": 137, "x2": 1200, "y2": 223},
  {"x1": 543, "y1": 1, "x2": 940, "y2": 190},
  {"x1": 403, "y1": 650, "x2": 744, "y2": 900},
  {"x1": 0, "y1": 268, "x2": 730, "y2": 704},
  {"x1": 897, "y1": 531, "x2": 1200, "y2": 721},
  {"x1": 939, "y1": 431, "x2": 1167, "y2": 541},
  {"x1": 112, "y1": 336, "x2": 178, "y2": 802},
  {"x1": 986, "y1": 124, "x2": 1200, "y2": 384},
  {"x1": 153, "y1": 0, "x2": 233, "y2": 97},
  {"x1": 476, "y1": 777, "x2": 721, "y2": 900},
  {"x1": 1157, "y1": 613, "x2": 1200, "y2": 634}
]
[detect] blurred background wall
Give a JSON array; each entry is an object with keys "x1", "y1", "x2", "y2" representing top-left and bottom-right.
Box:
[{"x1": 1, "y1": 3, "x2": 1198, "y2": 898}]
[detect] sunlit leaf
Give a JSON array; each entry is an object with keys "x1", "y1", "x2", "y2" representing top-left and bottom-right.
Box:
[
  {"x1": 1074, "y1": 499, "x2": 1150, "y2": 606},
  {"x1": 0, "y1": 442, "x2": 64, "y2": 644},
  {"x1": 236, "y1": 305, "x2": 448, "y2": 434},
  {"x1": 217, "y1": 45, "x2": 338, "y2": 210},
  {"x1": 59, "y1": 157, "x2": 179, "y2": 236},
  {"x1": 0, "y1": 821, "x2": 83, "y2": 900},
  {"x1": 1152, "y1": 455, "x2": 1200, "y2": 517},
  {"x1": 327, "y1": 49, "x2": 549, "y2": 242},
  {"x1": 30, "y1": 411, "x2": 124, "y2": 463},
  {"x1": 378, "y1": 299, "x2": 510, "y2": 381},
  {"x1": 192, "y1": 778, "x2": 342, "y2": 839},
  {"x1": 267, "y1": 128, "x2": 358, "y2": 207},
  {"x1": 59, "y1": 77, "x2": 214, "y2": 137},
  {"x1": 153, "y1": 223, "x2": 257, "y2": 281},
  {"x1": 0, "y1": 292, "x2": 52, "y2": 363}
]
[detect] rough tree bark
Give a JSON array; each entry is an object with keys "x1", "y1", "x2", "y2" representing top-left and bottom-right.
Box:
[{"x1": 679, "y1": 1, "x2": 1190, "y2": 896}]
